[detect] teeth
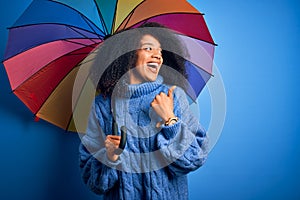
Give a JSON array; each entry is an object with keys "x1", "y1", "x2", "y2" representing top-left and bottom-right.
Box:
[{"x1": 147, "y1": 63, "x2": 158, "y2": 68}]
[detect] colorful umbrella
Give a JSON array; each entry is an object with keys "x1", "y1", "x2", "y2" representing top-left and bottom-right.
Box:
[{"x1": 3, "y1": 0, "x2": 216, "y2": 132}]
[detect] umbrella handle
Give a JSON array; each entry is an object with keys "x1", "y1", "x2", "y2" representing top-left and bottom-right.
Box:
[
  {"x1": 119, "y1": 126, "x2": 127, "y2": 150},
  {"x1": 112, "y1": 122, "x2": 127, "y2": 155}
]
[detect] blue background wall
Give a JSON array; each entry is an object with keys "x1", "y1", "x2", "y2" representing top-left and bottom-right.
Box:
[{"x1": 0, "y1": 1, "x2": 299, "y2": 199}]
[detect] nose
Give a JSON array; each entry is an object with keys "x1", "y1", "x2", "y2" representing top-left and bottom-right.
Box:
[{"x1": 152, "y1": 49, "x2": 162, "y2": 60}]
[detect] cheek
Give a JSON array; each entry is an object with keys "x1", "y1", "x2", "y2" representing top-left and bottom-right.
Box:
[
  {"x1": 136, "y1": 53, "x2": 150, "y2": 66},
  {"x1": 137, "y1": 58, "x2": 145, "y2": 66}
]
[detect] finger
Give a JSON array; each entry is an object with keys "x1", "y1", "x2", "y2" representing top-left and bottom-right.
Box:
[
  {"x1": 107, "y1": 135, "x2": 121, "y2": 140},
  {"x1": 105, "y1": 141, "x2": 113, "y2": 151},
  {"x1": 107, "y1": 136, "x2": 121, "y2": 145},
  {"x1": 152, "y1": 94, "x2": 161, "y2": 105},
  {"x1": 106, "y1": 139, "x2": 120, "y2": 147},
  {"x1": 168, "y1": 86, "x2": 176, "y2": 98},
  {"x1": 105, "y1": 139, "x2": 114, "y2": 146},
  {"x1": 105, "y1": 142, "x2": 111, "y2": 149},
  {"x1": 150, "y1": 101, "x2": 156, "y2": 107},
  {"x1": 159, "y1": 92, "x2": 167, "y2": 97},
  {"x1": 155, "y1": 94, "x2": 162, "y2": 100},
  {"x1": 109, "y1": 139, "x2": 121, "y2": 146}
]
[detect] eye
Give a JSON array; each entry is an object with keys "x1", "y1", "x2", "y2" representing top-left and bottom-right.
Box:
[
  {"x1": 139, "y1": 45, "x2": 162, "y2": 54},
  {"x1": 142, "y1": 46, "x2": 153, "y2": 51}
]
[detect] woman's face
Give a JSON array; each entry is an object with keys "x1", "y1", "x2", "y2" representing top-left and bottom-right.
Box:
[{"x1": 129, "y1": 34, "x2": 163, "y2": 84}]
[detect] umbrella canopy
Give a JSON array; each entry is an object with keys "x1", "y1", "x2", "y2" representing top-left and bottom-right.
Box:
[{"x1": 3, "y1": 0, "x2": 216, "y2": 132}]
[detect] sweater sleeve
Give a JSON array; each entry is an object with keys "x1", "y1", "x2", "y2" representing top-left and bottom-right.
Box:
[
  {"x1": 79, "y1": 100, "x2": 120, "y2": 194},
  {"x1": 156, "y1": 88, "x2": 209, "y2": 176}
]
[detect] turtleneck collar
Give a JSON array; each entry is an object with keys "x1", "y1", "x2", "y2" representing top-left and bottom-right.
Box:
[{"x1": 115, "y1": 75, "x2": 163, "y2": 98}]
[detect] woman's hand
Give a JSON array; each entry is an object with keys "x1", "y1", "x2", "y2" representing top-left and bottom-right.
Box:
[
  {"x1": 151, "y1": 86, "x2": 176, "y2": 122},
  {"x1": 105, "y1": 135, "x2": 121, "y2": 162}
]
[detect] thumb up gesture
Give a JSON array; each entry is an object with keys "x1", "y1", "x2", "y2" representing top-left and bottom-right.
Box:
[{"x1": 151, "y1": 86, "x2": 176, "y2": 122}]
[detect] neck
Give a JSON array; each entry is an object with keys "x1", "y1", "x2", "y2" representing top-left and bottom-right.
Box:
[
  {"x1": 128, "y1": 70, "x2": 146, "y2": 84},
  {"x1": 115, "y1": 75, "x2": 163, "y2": 98}
]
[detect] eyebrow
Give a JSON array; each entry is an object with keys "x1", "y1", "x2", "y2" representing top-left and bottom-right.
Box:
[
  {"x1": 140, "y1": 42, "x2": 161, "y2": 48},
  {"x1": 141, "y1": 42, "x2": 155, "y2": 46}
]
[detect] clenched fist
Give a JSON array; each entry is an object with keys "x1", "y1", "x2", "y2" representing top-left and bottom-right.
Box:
[{"x1": 105, "y1": 135, "x2": 121, "y2": 161}]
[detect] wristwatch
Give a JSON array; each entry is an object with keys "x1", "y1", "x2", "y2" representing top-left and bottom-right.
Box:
[{"x1": 164, "y1": 117, "x2": 179, "y2": 126}]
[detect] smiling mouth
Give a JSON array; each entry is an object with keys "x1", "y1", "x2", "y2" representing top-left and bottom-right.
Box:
[{"x1": 147, "y1": 62, "x2": 159, "y2": 73}]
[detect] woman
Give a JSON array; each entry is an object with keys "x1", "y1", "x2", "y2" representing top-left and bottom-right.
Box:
[{"x1": 79, "y1": 22, "x2": 208, "y2": 200}]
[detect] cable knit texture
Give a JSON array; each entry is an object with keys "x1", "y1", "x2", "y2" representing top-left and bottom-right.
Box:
[{"x1": 79, "y1": 76, "x2": 208, "y2": 200}]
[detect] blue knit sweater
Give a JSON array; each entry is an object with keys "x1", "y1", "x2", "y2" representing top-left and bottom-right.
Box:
[{"x1": 79, "y1": 76, "x2": 208, "y2": 200}]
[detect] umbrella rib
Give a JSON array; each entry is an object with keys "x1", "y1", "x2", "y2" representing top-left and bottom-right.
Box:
[
  {"x1": 68, "y1": 52, "x2": 97, "y2": 57},
  {"x1": 8, "y1": 1, "x2": 107, "y2": 36},
  {"x1": 187, "y1": 60, "x2": 214, "y2": 77},
  {"x1": 8, "y1": 23, "x2": 105, "y2": 39},
  {"x1": 37, "y1": 46, "x2": 98, "y2": 132},
  {"x1": 63, "y1": 39, "x2": 100, "y2": 51},
  {"x1": 64, "y1": 65, "x2": 91, "y2": 132},
  {"x1": 122, "y1": 12, "x2": 217, "y2": 46},
  {"x1": 80, "y1": 15, "x2": 105, "y2": 39},
  {"x1": 66, "y1": 26, "x2": 104, "y2": 43},
  {"x1": 12, "y1": 42, "x2": 97, "y2": 94},
  {"x1": 32, "y1": 44, "x2": 95, "y2": 118},
  {"x1": 165, "y1": 50, "x2": 214, "y2": 76},
  {"x1": 120, "y1": 11, "x2": 135, "y2": 31},
  {"x1": 50, "y1": 0, "x2": 104, "y2": 36},
  {"x1": 111, "y1": 0, "x2": 119, "y2": 33},
  {"x1": 113, "y1": 0, "x2": 145, "y2": 32},
  {"x1": 92, "y1": 0, "x2": 109, "y2": 35},
  {"x1": 2, "y1": 36, "x2": 101, "y2": 62}
]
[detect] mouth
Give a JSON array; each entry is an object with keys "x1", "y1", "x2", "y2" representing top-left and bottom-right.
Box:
[{"x1": 146, "y1": 62, "x2": 159, "y2": 73}]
